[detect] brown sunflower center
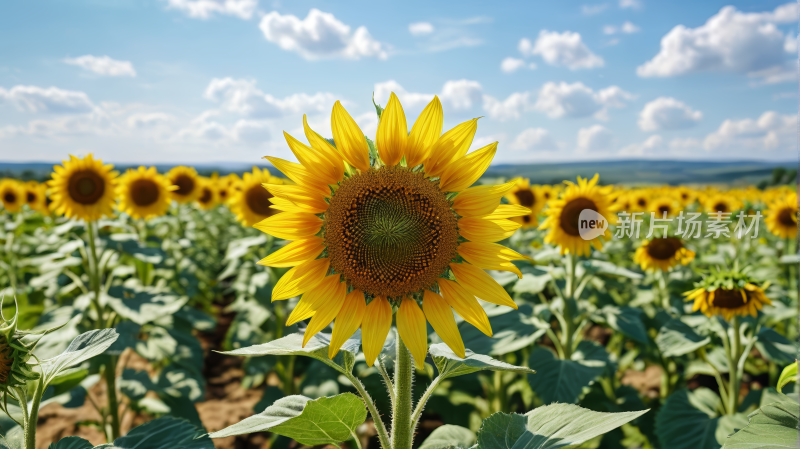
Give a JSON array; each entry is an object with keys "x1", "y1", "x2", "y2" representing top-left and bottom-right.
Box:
[
  {"x1": 778, "y1": 207, "x2": 797, "y2": 227},
  {"x1": 3, "y1": 191, "x2": 17, "y2": 204},
  {"x1": 0, "y1": 337, "x2": 13, "y2": 384},
  {"x1": 245, "y1": 185, "x2": 275, "y2": 217},
  {"x1": 646, "y1": 237, "x2": 683, "y2": 260},
  {"x1": 712, "y1": 288, "x2": 748, "y2": 310},
  {"x1": 199, "y1": 187, "x2": 212, "y2": 204},
  {"x1": 559, "y1": 197, "x2": 598, "y2": 237},
  {"x1": 713, "y1": 202, "x2": 728, "y2": 213},
  {"x1": 219, "y1": 188, "x2": 229, "y2": 200},
  {"x1": 173, "y1": 175, "x2": 195, "y2": 196},
  {"x1": 130, "y1": 179, "x2": 160, "y2": 207},
  {"x1": 637, "y1": 198, "x2": 647, "y2": 207},
  {"x1": 658, "y1": 205, "x2": 671, "y2": 216},
  {"x1": 513, "y1": 189, "x2": 536, "y2": 208},
  {"x1": 26, "y1": 191, "x2": 37, "y2": 203},
  {"x1": 325, "y1": 166, "x2": 459, "y2": 298},
  {"x1": 68, "y1": 170, "x2": 105, "y2": 205},
  {"x1": 522, "y1": 215, "x2": 532, "y2": 224}
]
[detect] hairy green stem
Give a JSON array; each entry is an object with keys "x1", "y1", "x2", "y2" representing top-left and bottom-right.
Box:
[
  {"x1": 23, "y1": 380, "x2": 43, "y2": 449},
  {"x1": 377, "y1": 359, "x2": 396, "y2": 409},
  {"x1": 410, "y1": 375, "x2": 444, "y2": 435},
  {"x1": 391, "y1": 338, "x2": 414, "y2": 449},
  {"x1": 105, "y1": 355, "x2": 121, "y2": 440},
  {"x1": 344, "y1": 372, "x2": 391, "y2": 449}
]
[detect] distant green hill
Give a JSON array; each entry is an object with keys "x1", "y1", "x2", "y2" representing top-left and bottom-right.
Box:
[{"x1": 1, "y1": 159, "x2": 796, "y2": 186}]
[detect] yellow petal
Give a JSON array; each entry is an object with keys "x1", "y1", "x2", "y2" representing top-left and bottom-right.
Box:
[
  {"x1": 457, "y1": 241, "x2": 530, "y2": 278},
  {"x1": 303, "y1": 280, "x2": 347, "y2": 347},
  {"x1": 331, "y1": 101, "x2": 371, "y2": 172},
  {"x1": 449, "y1": 262, "x2": 517, "y2": 309},
  {"x1": 285, "y1": 274, "x2": 342, "y2": 325},
  {"x1": 422, "y1": 290, "x2": 465, "y2": 358},
  {"x1": 482, "y1": 204, "x2": 532, "y2": 219},
  {"x1": 283, "y1": 131, "x2": 339, "y2": 185},
  {"x1": 406, "y1": 96, "x2": 443, "y2": 167},
  {"x1": 329, "y1": 289, "x2": 367, "y2": 359},
  {"x1": 253, "y1": 212, "x2": 322, "y2": 241},
  {"x1": 361, "y1": 297, "x2": 392, "y2": 367},
  {"x1": 267, "y1": 196, "x2": 315, "y2": 213},
  {"x1": 303, "y1": 115, "x2": 345, "y2": 184},
  {"x1": 271, "y1": 257, "x2": 329, "y2": 301},
  {"x1": 452, "y1": 181, "x2": 516, "y2": 217},
  {"x1": 439, "y1": 142, "x2": 497, "y2": 192},
  {"x1": 437, "y1": 279, "x2": 492, "y2": 337},
  {"x1": 258, "y1": 237, "x2": 325, "y2": 268},
  {"x1": 375, "y1": 92, "x2": 408, "y2": 166},
  {"x1": 263, "y1": 183, "x2": 328, "y2": 214},
  {"x1": 396, "y1": 298, "x2": 428, "y2": 369},
  {"x1": 425, "y1": 118, "x2": 478, "y2": 178},
  {"x1": 458, "y1": 216, "x2": 521, "y2": 242},
  {"x1": 264, "y1": 156, "x2": 330, "y2": 198}
]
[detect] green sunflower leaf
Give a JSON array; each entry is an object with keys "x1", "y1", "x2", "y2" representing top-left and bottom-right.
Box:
[
  {"x1": 41, "y1": 329, "x2": 118, "y2": 386},
  {"x1": 721, "y1": 400, "x2": 800, "y2": 448},
  {"x1": 527, "y1": 341, "x2": 608, "y2": 404},
  {"x1": 419, "y1": 425, "x2": 476, "y2": 449},
  {"x1": 655, "y1": 388, "x2": 749, "y2": 449},
  {"x1": 429, "y1": 343, "x2": 534, "y2": 378},
  {"x1": 655, "y1": 318, "x2": 711, "y2": 357},
  {"x1": 208, "y1": 393, "x2": 366, "y2": 445}
]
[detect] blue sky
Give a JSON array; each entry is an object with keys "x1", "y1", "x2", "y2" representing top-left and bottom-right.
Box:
[{"x1": 0, "y1": 0, "x2": 796, "y2": 164}]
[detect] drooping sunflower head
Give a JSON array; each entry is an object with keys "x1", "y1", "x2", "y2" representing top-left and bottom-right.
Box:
[
  {"x1": 539, "y1": 174, "x2": 616, "y2": 256},
  {"x1": 684, "y1": 269, "x2": 771, "y2": 320},
  {"x1": 165, "y1": 166, "x2": 200, "y2": 204},
  {"x1": 0, "y1": 303, "x2": 41, "y2": 390},
  {"x1": 0, "y1": 179, "x2": 25, "y2": 214},
  {"x1": 256, "y1": 94, "x2": 530, "y2": 368},
  {"x1": 230, "y1": 167, "x2": 284, "y2": 227},
  {"x1": 649, "y1": 196, "x2": 679, "y2": 218},
  {"x1": 195, "y1": 177, "x2": 218, "y2": 210},
  {"x1": 116, "y1": 166, "x2": 176, "y2": 220},
  {"x1": 48, "y1": 154, "x2": 118, "y2": 221},
  {"x1": 505, "y1": 178, "x2": 542, "y2": 228},
  {"x1": 765, "y1": 191, "x2": 797, "y2": 239},
  {"x1": 634, "y1": 237, "x2": 695, "y2": 272}
]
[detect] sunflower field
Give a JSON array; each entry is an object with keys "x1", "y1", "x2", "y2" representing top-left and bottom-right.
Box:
[{"x1": 0, "y1": 96, "x2": 797, "y2": 449}]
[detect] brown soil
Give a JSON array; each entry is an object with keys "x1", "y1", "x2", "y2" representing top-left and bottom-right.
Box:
[{"x1": 621, "y1": 365, "x2": 662, "y2": 399}]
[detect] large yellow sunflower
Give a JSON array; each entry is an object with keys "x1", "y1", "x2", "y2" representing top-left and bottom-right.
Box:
[
  {"x1": 764, "y1": 191, "x2": 797, "y2": 239},
  {"x1": 539, "y1": 174, "x2": 616, "y2": 256},
  {"x1": 634, "y1": 237, "x2": 695, "y2": 272},
  {"x1": 195, "y1": 177, "x2": 218, "y2": 210},
  {"x1": 0, "y1": 179, "x2": 25, "y2": 213},
  {"x1": 116, "y1": 166, "x2": 176, "y2": 220},
  {"x1": 505, "y1": 178, "x2": 543, "y2": 228},
  {"x1": 165, "y1": 166, "x2": 200, "y2": 204},
  {"x1": 23, "y1": 181, "x2": 48, "y2": 214},
  {"x1": 256, "y1": 94, "x2": 530, "y2": 368},
  {"x1": 685, "y1": 282, "x2": 771, "y2": 320},
  {"x1": 48, "y1": 155, "x2": 118, "y2": 221},
  {"x1": 229, "y1": 167, "x2": 284, "y2": 227}
]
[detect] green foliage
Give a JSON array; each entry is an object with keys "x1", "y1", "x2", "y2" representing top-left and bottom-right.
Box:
[
  {"x1": 528, "y1": 341, "x2": 609, "y2": 404},
  {"x1": 722, "y1": 401, "x2": 800, "y2": 448}
]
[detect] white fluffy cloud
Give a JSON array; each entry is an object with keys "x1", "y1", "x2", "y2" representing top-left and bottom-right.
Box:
[
  {"x1": 0, "y1": 85, "x2": 94, "y2": 114},
  {"x1": 577, "y1": 125, "x2": 613, "y2": 152},
  {"x1": 603, "y1": 21, "x2": 640, "y2": 35},
  {"x1": 409, "y1": 22, "x2": 434, "y2": 36},
  {"x1": 582, "y1": 4, "x2": 608, "y2": 15},
  {"x1": 259, "y1": 9, "x2": 388, "y2": 60},
  {"x1": 483, "y1": 92, "x2": 534, "y2": 121},
  {"x1": 519, "y1": 31, "x2": 604, "y2": 70},
  {"x1": 500, "y1": 57, "x2": 525, "y2": 73},
  {"x1": 127, "y1": 112, "x2": 174, "y2": 129},
  {"x1": 163, "y1": 0, "x2": 257, "y2": 20},
  {"x1": 533, "y1": 82, "x2": 635, "y2": 119},
  {"x1": 638, "y1": 97, "x2": 702, "y2": 131},
  {"x1": 63, "y1": 55, "x2": 137, "y2": 77},
  {"x1": 637, "y1": 4, "x2": 797, "y2": 81},
  {"x1": 619, "y1": 0, "x2": 641, "y2": 9},
  {"x1": 509, "y1": 128, "x2": 556, "y2": 151},
  {"x1": 703, "y1": 111, "x2": 796, "y2": 152},
  {"x1": 203, "y1": 78, "x2": 337, "y2": 117},
  {"x1": 619, "y1": 134, "x2": 663, "y2": 155},
  {"x1": 373, "y1": 79, "x2": 484, "y2": 114}
]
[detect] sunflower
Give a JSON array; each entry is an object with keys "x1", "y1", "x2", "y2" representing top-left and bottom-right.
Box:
[
  {"x1": 116, "y1": 166, "x2": 176, "y2": 220},
  {"x1": 229, "y1": 167, "x2": 284, "y2": 227},
  {"x1": 165, "y1": 166, "x2": 200, "y2": 204},
  {"x1": 703, "y1": 194, "x2": 740, "y2": 217},
  {"x1": 505, "y1": 178, "x2": 543, "y2": 227},
  {"x1": 684, "y1": 271, "x2": 771, "y2": 320},
  {"x1": 630, "y1": 190, "x2": 650, "y2": 212},
  {"x1": 764, "y1": 191, "x2": 797, "y2": 239},
  {"x1": 195, "y1": 177, "x2": 218, "y2": 210},
  {"x1": 649, "y1": 196, "x2": 679, "y2": 218},
  {"x1": 23, "y1": 181, "x2": 48, "y2": 214},
  {"x1": 256, "y1": 94, "x2": 530, "y2": 368},
  {"x1": 634, "y1": 237, "x2": 695, "y2": 272},
  {"x1": 0, "y1": 179, "x2": 25, "y2": 213},
  {"x1": 215, "y1": 173, "x2": 241, "y2": 205},
  {"x1": 539, "y1": 174, "x2": 616, "y2": 256},
  {"x1": 673, "y1": 186, "x2": 697, "y2": 207},
  {"x1": 48, "y1": 155, "x2": 118, "y2": 221},
  {"x1": 538, "y1": 184, "x2": 556, "y2": 203}
]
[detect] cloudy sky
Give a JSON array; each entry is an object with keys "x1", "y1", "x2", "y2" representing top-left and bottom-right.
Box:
[{"x1": 0, "y1": 0, "x2": 796, "y2": 164}]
